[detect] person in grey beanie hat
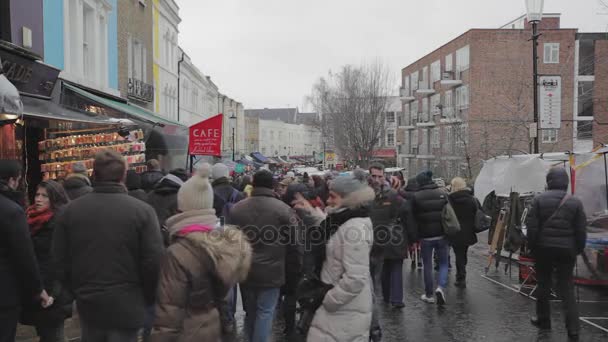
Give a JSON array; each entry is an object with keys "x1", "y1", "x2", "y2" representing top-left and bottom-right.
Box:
[{"x1": 292, "y1": 172, "x2": 375, "y2": 341}]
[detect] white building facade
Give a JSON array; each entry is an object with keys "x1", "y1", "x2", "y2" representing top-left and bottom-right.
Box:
[
  {"x1": 178, "y1": 49, "x2": 220, "y2": 126},
  {"x1": 61, "y1": 0, "x2": 116, "y2": 95},
  {"x1": 153, "y1": 0, "x2": 180, "y2": 122},
  {"x1": 258, "y1": 119, "x2": 322, "y2": 159}
]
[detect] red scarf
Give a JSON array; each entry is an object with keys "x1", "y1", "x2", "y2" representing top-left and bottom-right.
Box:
[{"x1": 26, "y1": 206, "x2": 54, "y2": 235}]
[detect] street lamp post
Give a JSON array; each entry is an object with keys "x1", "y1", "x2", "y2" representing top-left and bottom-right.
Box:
[
  {"x1": 526, "y1": 0, "x2": 544, "y2": 154},
  {"x1": 229, "y1": 112, "x2": 237, "y2": 161}
]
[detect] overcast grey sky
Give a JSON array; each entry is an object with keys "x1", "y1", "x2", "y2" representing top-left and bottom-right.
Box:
[{"x1": 177, "y1": 0, "x2": 607, "y2": 110}]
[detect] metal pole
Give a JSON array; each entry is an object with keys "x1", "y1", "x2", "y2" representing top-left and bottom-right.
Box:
[
  {"x1": 532, "y1": 21, "x2": 540, "y2": 154},
  {"x1": 232, "y1": 127, "x2": 235, "y2": 161},
  {"x1": 604, "y1": 153, "x2": 608, "y2": 210}
]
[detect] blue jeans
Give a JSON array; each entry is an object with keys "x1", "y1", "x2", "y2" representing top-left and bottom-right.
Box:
[
  {"x1": 421, "y1": 238, "x2": 449, "y2": 297},
  {"x1": 381, "y1": 259, "x2": 404, "y2": 304},
  {"x1": 241, "y1": 286, "x2": 281, "y2": 342}
]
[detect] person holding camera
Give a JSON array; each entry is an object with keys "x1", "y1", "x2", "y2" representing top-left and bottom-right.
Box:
[{"x1": 293, "y1": 171, "x2": 375, "y2": 341}]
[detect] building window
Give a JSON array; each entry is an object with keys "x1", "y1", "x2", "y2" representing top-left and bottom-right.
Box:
[
  {"x1": 456, "y1": 45, "x2": 470, "y2": 72},
  {"x1": 577, "y1": 81, "x2": 594, "y2": 117},
  {"x1": 386, "y1": 129, "x2": 395, "y2": 147},
  {"x1": 443, "y1": 90, "x2": 453, "y2": 118},
  {"x1": 445, "y1": 53, "x2": 453, "y2": 72},
  {"x1": 455, "y1": 85, "x2": 469, "y2": 110},
  {"x1": 270, "y1": 131, "x2": 275, "y2": 140},
  {"x1": 431, "y1": 127, "x2": 440, "y2": 148},
  {"x1": 576, "y1": 120, "x2": 593, "y2": 140},
  {"x1": 430, "y1": 94, "x2": 441, "y2": 116},
  {"x1": 411, "y1": 101, "x2": 418, "y2": 123},
  {"x1": 542, "y1": 129, "x2": 558, "y2": 143},
  {"x1": 128, "y1": 37, "x2": 147, "y2": 83},
  {"x1": 404, "y1": 75, "x2": 410, "y2": 96},
  {"x1": 431, "y1": 60, "x2": 441, "y2": 84},
  {"x1": 412, "y1": 129, "x2": 418, "y2": 153},
  {"x1": 386, "y1": 112, "x2": 395, "y2": 123},
  {"x1": 455, "y1": 124, "x2": 467, "y2": 149},
  {"x1": 64, "y1": 0, "x2": 110, "y2": 88},
  {"x1": 544, "y1": 43, "x2": 559, "y2": 64},
  {"x1": 421, "y1": 98, "x2": 429, "y2": 122},
  {"x1": 443, "y1": 126, "x2": 453, "y2": 154},
  {"x1": 403, "y1": 103, "x2": 410, "y2": 125},
  {"x1": 421, "y1": 66, "x2": 429, "y2": 89},
  {"x1": 411, "y1": 71, "x2": 419, "y2": 91}
]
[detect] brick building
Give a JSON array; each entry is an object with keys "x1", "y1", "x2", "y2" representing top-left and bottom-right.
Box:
[
  {"x1": 397, "y1": 14, "x2": 607, "y2": 180},
  {"x1": 117, "y1": 0, "x2": 154, "y2": 111}
]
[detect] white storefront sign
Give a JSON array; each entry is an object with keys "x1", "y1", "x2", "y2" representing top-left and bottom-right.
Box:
[{"x1": 539, "y1": 76, "x2": 561, "y2": 129}]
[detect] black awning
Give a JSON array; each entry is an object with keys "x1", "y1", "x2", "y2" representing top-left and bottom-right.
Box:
[{"x1": 21, "y1": 95, "x2": 118, "y2": 125}]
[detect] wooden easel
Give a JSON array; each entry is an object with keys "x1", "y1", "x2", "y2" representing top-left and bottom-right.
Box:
[{"x1": 486, "y1": 210, "x2": 507, "y2": 274}]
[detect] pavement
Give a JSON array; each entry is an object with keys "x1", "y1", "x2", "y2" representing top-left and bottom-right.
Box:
[{"x1": 17, "y1": 232, "x2": 608, "y2": 342}]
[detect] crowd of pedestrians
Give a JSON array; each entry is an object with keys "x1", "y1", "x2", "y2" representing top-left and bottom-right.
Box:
[{"x1": 0, "y1": 150, "x2": 588, "y2": 342}]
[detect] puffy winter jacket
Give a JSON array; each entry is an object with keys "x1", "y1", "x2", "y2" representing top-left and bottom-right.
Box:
[
  {"x1": 410, "y1": 183, "x2": 447, "y2": 239},
  {"x1": 526, "y1": 169, "x2": 587, "y2": 254},
  {"x1": 307, "y1": 216, "x2": 373, "y2": 342},
  {"x1": 151, "y1": 212, "x2": 251, "y2": 342},
  {"x1": 147, "y1": 176, "x2": 182, "y2": 229},
  {"x1": 448, "y1": 189, "x2": 478, "y2": 247},
  {"x1": 226, "y1": 187, "x2": 298, "y2": 288},
  {"x1": 141, "y1": 171, "x2": 165, "y2": 192}
]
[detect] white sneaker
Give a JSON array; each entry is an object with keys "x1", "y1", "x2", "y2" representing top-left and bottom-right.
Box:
[
  {"x1": 435, "y1": 287, "x2": 446, "y2": 305},
  {"x1": 421, "y1": 294, "x2": 436, "y2": 304}
]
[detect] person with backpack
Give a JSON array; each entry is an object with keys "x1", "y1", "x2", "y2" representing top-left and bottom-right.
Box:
[
  {"x1": 526, "y1": 167, "x2": 587, "y2": 340},
  {"x1": 210, "y1": 163, "x2": 246, "y2": 333},
  {"x1": 408, "y1": 170, "x2": 450, "y2": 305}
]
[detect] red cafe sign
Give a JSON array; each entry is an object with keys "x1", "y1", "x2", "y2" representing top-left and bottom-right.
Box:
[{"x1": 188, "y1": 114, "x2": 223, "y2": 156}]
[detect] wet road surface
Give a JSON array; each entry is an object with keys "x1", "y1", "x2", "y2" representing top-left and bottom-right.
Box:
[{"x1": 17, "y1": 233, "x2": 608, "y2": 341}]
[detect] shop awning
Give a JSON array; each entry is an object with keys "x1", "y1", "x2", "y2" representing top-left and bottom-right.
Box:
[
  {"x1": 277, "y1": 156, "x2": 290, "y2": 164},
  {"x1": 21, "y1": 95, "x2": 121, "y2": 125},
  {"x1": 63, "y1": 83, "x2": 185, "y2": 128},
  {"x1": 251, "y1": 152, "x2": 269, "y2": 163}
]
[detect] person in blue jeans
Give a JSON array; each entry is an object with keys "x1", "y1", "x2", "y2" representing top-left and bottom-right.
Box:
[
  {"x1": 226, "y1": 170, "x2": 299, "y2": 342},
  {"x1": 408, "y1": 170, "x2": 449, "y2": 305}
]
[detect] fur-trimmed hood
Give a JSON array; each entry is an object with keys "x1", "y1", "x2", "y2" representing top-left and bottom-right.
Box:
[
  {"x1": 341, "y1": 186, "x2": 375, "y2": 210},
  {"x1": 180, "y1": 225, "x2": 252, "y2": 285}
]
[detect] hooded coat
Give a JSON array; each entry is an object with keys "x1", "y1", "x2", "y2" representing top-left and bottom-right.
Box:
[
  {"x1": 526, "y1": 168, "x2": 587, "y2": 254},
  {"x1": 141, "y1": 171, "x2": 165, "y2": 192},
  {"x1": 307, "y1": 185, "x2": 375, "y2": 342},
  {"x1": 448, "y1": 189, "x2": 478, "y2": 247},
  {"x1": 62, "y1": 175, "x2": 92, "y2": 200},
  {"x1": 147, "y1": 175, "x2": 183, "y2": 230},
  {"x1": 151, "y1": 210, "x2": 251, "y2": 342}
]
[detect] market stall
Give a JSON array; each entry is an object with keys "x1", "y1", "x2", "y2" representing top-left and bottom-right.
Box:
[{"x1": 475, "y1": 151, "x2": 608, "y2": 287}]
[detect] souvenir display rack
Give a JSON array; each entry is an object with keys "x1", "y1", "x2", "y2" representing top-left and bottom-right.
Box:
[{"x1": 38, "y1": 128, "x2": 147, "y2": 180}]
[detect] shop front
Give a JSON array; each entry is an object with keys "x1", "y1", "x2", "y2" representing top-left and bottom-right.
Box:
[{"x1": 0, "y1": 41, "x2": 187, "y2": 200}]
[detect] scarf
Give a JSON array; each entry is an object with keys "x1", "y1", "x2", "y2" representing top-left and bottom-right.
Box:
[
  {"x1": 305, "y1": 206, "x2": 370, "y2": 278},
  {"x1": 26, "y1": 206, "x2": 54, "y2": 235}
]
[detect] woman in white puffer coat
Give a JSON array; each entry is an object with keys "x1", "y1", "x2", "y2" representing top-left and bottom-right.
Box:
[{"x1": 294, "y1": 171, "x2": 375, "y2": 342}]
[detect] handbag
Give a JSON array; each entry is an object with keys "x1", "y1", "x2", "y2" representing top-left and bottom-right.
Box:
[
  {"x1": 441, "y1": 200, "x2": 461, "y2": 236},
  {"x1": 474, "y1": 199, "x2": 492, "y2": 233}
]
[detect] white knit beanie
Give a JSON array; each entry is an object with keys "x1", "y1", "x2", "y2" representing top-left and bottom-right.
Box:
[{"x1": 177, "y1": 163, "x2": 214, "y2": 212}]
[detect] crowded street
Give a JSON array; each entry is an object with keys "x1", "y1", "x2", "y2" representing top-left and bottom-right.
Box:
[
  {"x1": 2, "y1": 0, "x2": 608, "y2": 342},
  {"x1": 15, "y1": 234, "x2": 608, "y2": 342}
]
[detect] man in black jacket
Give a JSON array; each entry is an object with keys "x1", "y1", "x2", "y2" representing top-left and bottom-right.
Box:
[
  {"x1": 227, "y1": 170, "x2": 298, "y2": 342},
  {"x1": 409, "y1": 170, "x2": 449, "y2": 305},
  {"x1": 140, "y1": 159, "x2": 164, "y2": 192},
  {"x1": 53, "y1": 150, "x2": 163, "y2": 342},
  {"x1": 526, "y1": 167, "x2": 587, "y2": 340},
  {"x1": 0, "y1": 160, "x2": 49, "y2": 342}
]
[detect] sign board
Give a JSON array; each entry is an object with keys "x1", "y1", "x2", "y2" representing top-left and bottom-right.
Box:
[
  {"x1": 539, "y1": 76, "x2": 561, "y2": 129},
  {"x1": 529, "y1": 122, "x2": 537, "y2": 138},
  {"x1": 0, "y1": 46, "x2": 60, "y2": 98},
  {"x1": 188, "y1": 114, "x2": 223, "y2": 156}
]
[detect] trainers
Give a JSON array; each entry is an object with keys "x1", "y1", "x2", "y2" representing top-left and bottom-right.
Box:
[
  {"x1": 421, "y1": 294, "x2": 436, "y2": 303},
  {"x1": 435, "y1": 287, "x2": 446, "y2": 305}
]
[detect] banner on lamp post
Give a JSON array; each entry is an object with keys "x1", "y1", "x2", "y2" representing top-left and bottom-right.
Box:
[
  {"x1": 188, "y1": 114, "x2": 223, "y2": 156},
  {"x1": 539, "y1": 76, "x2": 561, "y2": 129}
]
